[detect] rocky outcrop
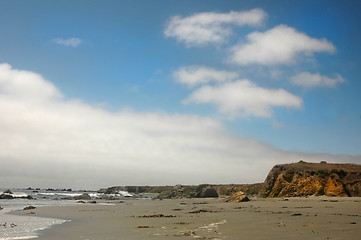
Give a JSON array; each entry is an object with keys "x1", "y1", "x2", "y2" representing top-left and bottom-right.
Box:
[
  {"x1": 23, "y1": 206, "x2": 36, "y2": 210},
  {"x1": 99, "y1": 183, "x2": 264, "y2": 199},
  {"x1": 74, "y1": 193, "x2": 91, "y2": 200},
  {"x1": 117, "y1": 184, "x2": 262, "y2": 199},
  {"x1": 0, "y1": 190, "x2": 33, "y2": 199},
  {"x1": 225, "y1": 191, "x2": 250, "y2": 202},
  {"x1": 156, "y1": 185, "x2": 215, "y2": 199},
  {"x1": 99, "y1": 162, "x2": 360, "y2": 199},
  {"x1": 262, "y1": 161, "x2": 361, "y2": 197},
  {"x1": 3, "y1": 189, "x2": 13, "y2": 194}
]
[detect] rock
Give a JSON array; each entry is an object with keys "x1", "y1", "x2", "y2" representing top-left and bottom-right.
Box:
[
  {"x1": 225, "y1": 191, "x2": 250, "y2": 202},
  {"x1": 23, "y1": 206, "x2": 36, "y2": 210},
  {"x1": 137, "y1": 225, "x2": 150, "y2": 228},
  {"x1": 3, "y1": 189, "x2": 13, "y2": 194},
  {"x1": 0, "y1": 194, "x2": 14, "y2": 199},
  {"x1": 74, "y1": 193, "x2": 91, "y2": 200},
  {"x1": 196, "y1": 185, "x2": 219, "y2": 198},
  {"x1": 23, "y1": 195, "x2": 34, "y2": 200},
  {"x1": 0, "y1": 206, "x2": 3, "y2": 211}
]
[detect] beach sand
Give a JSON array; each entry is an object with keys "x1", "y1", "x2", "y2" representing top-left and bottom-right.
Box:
[{"x1": 19, "y1": 197, "x2": 361, "y2": 240}]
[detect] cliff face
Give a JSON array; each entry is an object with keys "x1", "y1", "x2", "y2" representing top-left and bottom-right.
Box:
[
  {"x1": 100, "y1": 162, "x2": 361, "y2": 198},
  {"x1": 262, "y1": 162, "x2": 361, "y2": 197}
]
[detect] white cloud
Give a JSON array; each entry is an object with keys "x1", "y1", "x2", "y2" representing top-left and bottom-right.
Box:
[
  {"x1": 0, "y1": 63, "x2": 62, "y2": 101},
  {"x1": 291, "y1": 72, "x2": 345, "y2": 88},
  {"x1": 52, "y1": 38, "x2": 82, "y2": 47},
  {"x1": 173, "y1": 66, "x2": 239, "y2": 87},
  {"x1": 0, "y1": 63, "x2": 358, "y2": 189},
  {"x1": 183, "y1": 79, "x2": 303, "y2": 118},
  {"x1": 229, "y1": 25, "x2": 335, "y2": 65},
  {"x1": 164, "y1": 8, "x2": 267, "y2": 46}
]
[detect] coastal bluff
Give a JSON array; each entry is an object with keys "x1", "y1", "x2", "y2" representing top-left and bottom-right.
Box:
[
  {"x1": 261, "y1": 161, "x2": 361, "y2": 197},
  {"x1": 99, "y1": 184, "x2": 263, "y2": 199},
  {"x1": 99, "y1": 162, "x2": 361, "y2": 199}
]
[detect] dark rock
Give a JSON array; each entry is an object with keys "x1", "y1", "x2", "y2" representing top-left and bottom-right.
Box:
[
  {"x1": 0, "y1": 194, "x2": 14, "y2": 199},
  {"x1": 4, "y1": 189, "x2": 13, "y2": 194},
  {"x1": 23, "y1": 206, "x2": 36, "y2": 210},
  {"x1": 74, "y1": 193, "x2": 91, "y2": 200},
  {"x1": 137, "y1": 225, "x2": 150, "y2": 228},
  {"x1": 196, "y1": 185, "x2": 219, "y2": 198},
  {"x1": 103, "y1": 186, "x2": 124, "y2": 194},
  {"x1": 26, "y1": 195, "x2": 34, "y2": 199}
]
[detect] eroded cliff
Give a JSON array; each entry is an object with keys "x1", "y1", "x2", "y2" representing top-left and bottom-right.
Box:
[{"x1": 262, "y1": 161, "x2": 361, "y2": 197}]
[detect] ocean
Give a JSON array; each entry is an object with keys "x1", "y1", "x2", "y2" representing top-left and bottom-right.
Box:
[{"x1": 0, "y1": 188, "x2": 133, "y2": 240}]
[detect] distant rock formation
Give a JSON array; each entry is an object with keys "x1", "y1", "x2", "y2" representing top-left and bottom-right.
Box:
[
  {"x1": 261, "y1": 161, "x2": 361, "y2": 197},
  {"x1": 0, "y1": 189, "x2": 33, "y2": 200},
  {"x1": 99, "y1": 183, "x2": 263, "y2": 199},
  {"x1": 3, "y1": 189, "x2": 13, "y2": 194},
  {"x1": 98, "y1": 162, "x2": 360, "y2": 199},
  {"x1": 74, "y1": 193, "x2": 91, "y2": 200}
]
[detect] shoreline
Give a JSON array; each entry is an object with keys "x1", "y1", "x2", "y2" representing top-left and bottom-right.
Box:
[{"x1": 10, "y1": 196, "x2": 361, "y2": 240}]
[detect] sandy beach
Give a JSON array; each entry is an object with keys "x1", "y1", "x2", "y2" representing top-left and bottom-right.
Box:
[{"x1": 14, "y1": 197, "x2": 361, "y2": 240}]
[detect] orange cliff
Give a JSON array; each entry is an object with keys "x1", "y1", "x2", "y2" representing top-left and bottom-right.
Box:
[{"x1": 261, "y1": 161, "x2": 361, "y2": 198}]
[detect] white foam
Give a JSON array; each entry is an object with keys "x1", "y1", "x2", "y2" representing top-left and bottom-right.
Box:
[
  {"x1": 0, "y1": 204, "x2": 69, "y2": 240},
  {"x1": 0, "y1": 236, "x2": 38, "y2": 240},
  {"x1": 119, "y1": 191, "x2": 133, "y2": 197},
  {"x1": 10, "y1": 193, "x2": 28, "y2": 198}
]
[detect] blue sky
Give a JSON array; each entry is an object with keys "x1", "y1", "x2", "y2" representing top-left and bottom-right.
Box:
[{"x1": 0, "y1": 0, "x2": 360, "y2": 188}]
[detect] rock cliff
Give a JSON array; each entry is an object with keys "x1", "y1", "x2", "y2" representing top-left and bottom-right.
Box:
[
  {"x1": 100, "y1": 162, "x2": 361, "y2": 199},
  {"x1": 100, "y1": 183, "x2": 263, "y2": 199},
  {"x1": 262, "y1": 161, "x2": 361, "y2": 197}
]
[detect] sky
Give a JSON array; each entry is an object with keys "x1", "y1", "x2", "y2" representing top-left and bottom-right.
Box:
[{"x1": 0, "y1": 0, "x2": 360, "y2": 189}]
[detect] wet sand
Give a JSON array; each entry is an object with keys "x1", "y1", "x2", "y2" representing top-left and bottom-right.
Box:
[{"x1": 20, "y1": 197, "x2": 361, "y2": 240}]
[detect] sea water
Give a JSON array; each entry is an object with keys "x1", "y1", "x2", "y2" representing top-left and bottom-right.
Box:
[
  {"x1": 0, "y1": 188, "x2": 133, "y2": 239},
  {"x1": 0, "y1": 198, "x2": 69, "y2": 240}
]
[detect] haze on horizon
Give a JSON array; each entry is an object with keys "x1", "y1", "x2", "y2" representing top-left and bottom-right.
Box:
[{"x1": 0, "y1": 0, "x2": 360, "y2": 190}]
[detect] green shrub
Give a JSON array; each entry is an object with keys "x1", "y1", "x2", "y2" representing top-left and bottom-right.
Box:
[{"x1": 317, "y1": 169, "x2": 330, "y2": 178}]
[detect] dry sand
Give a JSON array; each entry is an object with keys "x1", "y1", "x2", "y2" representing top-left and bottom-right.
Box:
[{"x1": 20, "y1": 197, "x2": 361, "y2": 240}]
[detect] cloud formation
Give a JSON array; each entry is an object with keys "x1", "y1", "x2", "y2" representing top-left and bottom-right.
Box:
[
  {"x1": 164, "y1": 8, "x2": 267, "y2": 46},
  {"x1": 51, "y1": 38, "x2": 82, "y2": 47},
  {"x1": 291, "y1": 72, "x2": 345, "y2": 88},
  {"x1": 183, "y1": 79, "x2": 303, "y2": 118},
  {"x1": 173, "y1": 66, "x2": 239, "y2": 87},
  {"x1": 1, "y1": 63, "x2": 358, "y2": 189},
  {"x1": 229, "y1": 25, "x2": 335, "y2": 65},
  {"x1": 0, "y1": 63, "x2": 62, "y2": 101}
]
